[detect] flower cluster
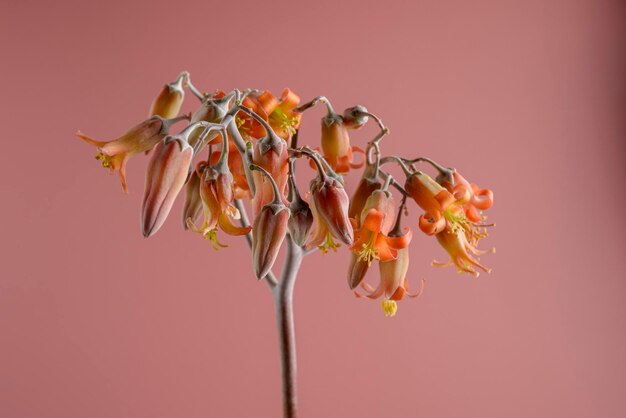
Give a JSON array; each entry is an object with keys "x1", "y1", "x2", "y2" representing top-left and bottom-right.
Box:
[{"x1": 77, "y1": 72, "x2": 495, "y2": 317}]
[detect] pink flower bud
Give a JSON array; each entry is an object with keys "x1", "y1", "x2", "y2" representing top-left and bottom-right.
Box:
[
  {"x1": 252, "y1": 204, "x2": 290, "y2": 279},
  {"x1": 149, "y1": 73, "x2": 185, "y2": 119},
  {"x1": 141, "y1": 138, "x2": 193, "y2": 237},
  {"x1": 310, "y1": 176, "x2": 353, "y2": 245}
]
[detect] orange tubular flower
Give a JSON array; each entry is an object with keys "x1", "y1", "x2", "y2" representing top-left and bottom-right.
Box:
[
  {"x1": 320, "y1": 112, "x2": 365, "y2": 174},
  {"x1": 76, "y1": 115, "x2": 188, "y2": 193},
  {"x1": 141, "y1": 136, "x2": 194, "y2": 237},
  {"x1": 406, "y1": 170, "x2": 489, "y2": 247},
  {"x1": 438, "y1": 170, "x2": 494, "y2": 223},
  {"x1": 148, "y1": 72, "x2": 186, "y2": 119},
  {"x1": 348, "y1": 190, "x2": 412, "y2": 289},
  {"x1": 433, "y1": 227, "x2": 494, "y2": 277}
]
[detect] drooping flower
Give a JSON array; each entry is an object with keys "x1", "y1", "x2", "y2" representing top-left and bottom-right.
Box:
[
  {"x1": 404, "y1": 171, "x2": 463, "y2": 236},
  {"x1": 250, "y1": 164, "x2": 291, "y2": 279},
  {"x1": 236, "y1": 105, "x2": 290, "y2": 217},
  {"x1": 148, "y1": 72, "x2": 186, "y2": 119},
  {"x1": 438, "y1": 170, "x2": 494, "y2": 223},
  {"x1": 319, "y1": 111, "x2": 365, "y2": 174},
  {"x1": 348, "y1": 190, "x2": 412, "y2": 289},
  {"x1": 432, "y1": 227, "x2": 494, "y2": 277},
  {"x1": 356, "y1": 248, "x2": 425, "y2": 317},
  {"x1": 141, "y1": 136, "x2": 194, "y2": 237},
  {"x1": 350, "y1": 190, "x2": 412, "y2": 265},
  {"x1": 287, "y1": 166, "x2": 314, "y2": 247},
  {"x1": 186, "y1": 131, "x2": 251, "y2": 247},
  {"x1": 76, "y1": 115, "x2": 189, "y2": 193}
]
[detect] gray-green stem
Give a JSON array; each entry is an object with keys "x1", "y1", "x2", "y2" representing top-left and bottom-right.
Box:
[{"x1": 273, "y1": 235, "x2": 303, "y2": 418}]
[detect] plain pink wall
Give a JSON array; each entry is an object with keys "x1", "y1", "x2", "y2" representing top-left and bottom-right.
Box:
[{"x1": 1, "y1": 0, "x2": 625, "y2": 417}]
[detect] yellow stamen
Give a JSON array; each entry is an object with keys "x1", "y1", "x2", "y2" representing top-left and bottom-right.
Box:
[
  {"x1": 444, "y1": 209, "x2": 487, "y2": 245},
  {"x1": 381, "y1": 299, "x2": 398, "y2": 317},
  {"x1": 319, "y1": 232, "x2": 340, "y2": 254},
  {"x1": 95, "y1": 152, "x2": 113, "y2": 169},
  {"x1": 202, "y1": 228, "x2": 228, "y2": 251},
  {"x1": 356, "y1": 234, "x2": 379, "y2": 266},
  {"x1": 269, "y1": 108, "x2": 298, "y2": 136}
]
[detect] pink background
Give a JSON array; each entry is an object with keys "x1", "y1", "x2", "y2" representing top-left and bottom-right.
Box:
[{"x1": 1, "y1": 0, "x2": 625, "y2": 417}]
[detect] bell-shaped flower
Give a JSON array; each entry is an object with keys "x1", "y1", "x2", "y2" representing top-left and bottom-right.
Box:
[
  {"x1": 319, "y1": 111, "x2": 365, "y2": 174},
  {"x1": 76, "y1": 115, "x2": 188, "y2": 193},
  {"x1": 348, "y1": 191, "x2": 412, "y2": 290},
  {"x1": 432, "y1": 227, "x2": 495, "y2": 277},
  {"x1": 141, "y1": 135, "x2": 194, "y2": 237},
  {"x1": 148, "y1": 72, "x2": 186, "y2": 119},
  {"x1": 287, "y1": 168, "x2": 314, "y2": 247},
  {"x1": 355, "y1": 247, "x2": 425, "y2": 317},
  {"x1": 186, "y1": 132, "x2": 252, "y2": 248},
  {"x1": 350, "y1": 190, "x2": 412, "y2": 265},
  {"x1": 307, "y1": 151, "x2": 353, "y2": 246},
  {"x1": 250, "y1": 164, "x2": 291, "y2": 279},
  {"x1": 236, "y1": 106, "x2": 290, "y2": 217}
]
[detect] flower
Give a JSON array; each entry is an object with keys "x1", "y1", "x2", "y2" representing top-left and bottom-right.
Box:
[
  {"x1": 348, "y1": 190, "x2": 412, "y2": 291},
  {"x1": 309, "y1": 170, "x2": 353, "y2": 246},
  {"x1": 76, "y1": 115, "x2": 188, "y2": 193},
  {"x1": 186, "y1": 163, "x2": 251, "y2": 248},
  {"x1": 141, "y1": 136, "x2": 194, "y2": 237},
  {"x1": 249, "y1": 164, "x2": 290, "y2": 279},
  {"x1": 438, "y1": 170, "x2": 494, "y2": 223},
  {"x1": 350, "y1": 190, "x2": 412, "y2": 266},
  {"x1": 432, "y1": 227, "x2": 494, "y2": 277},
  {"x1": 319, "y1": 112, "x2": 365, "y2": 174},
  {"x1": 267, "y1": 89, "x2": 302, "y2": 142},
  {"x1": 186, "y1": 131, "x2": 252, "y2": 247},
  {"x1": 148, "y1": 72, "x2": 186, "y2": 119},
  {"x1": 404, "y1": 171, "x2": 462, "y2": 236},
  {"x1": 355, "y1": 248, "x2": 425, "y2": 317}
]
